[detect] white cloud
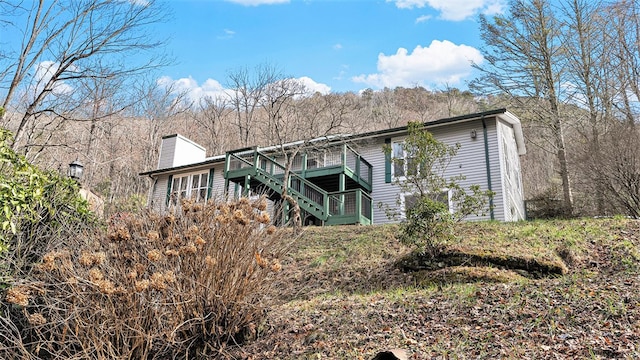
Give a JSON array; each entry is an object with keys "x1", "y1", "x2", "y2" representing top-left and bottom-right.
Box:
[
  {"x1": 352, "y1": 40, "x2": 483, "y2": 89},
  {"x1": 128, "y1": 0, "x2": 149, "y2": 6},
  {"x1": 333, "y1": 43, "x2": 343, "y2": 50},
  {"x1": 296, "y1": 76, "x2": 331, "y2": 95},
  {"x1": 157, "y1": 75, "x2": 330, "y2": 102},
  {"x1": 33, "y1": 61, "x2": 73, "y2": 96},
  {"x1": 217, "y1": 29, "x2": 236, "y2": 40},
  {"x1": 118, "y1": 0, "x2": 149, "y2": 6},
  {"x1": 388, "y1": 0, "x2": 506, "y2": 21},
  {"x1": 415, "y1": 14, "x2": 432, "y2": 23},
  {"x1": 157, "y1": 76, "x2": 228, "y2": 103},
  {"x1": 225, "y1": 0, "x2": 289, "y2": 6}
]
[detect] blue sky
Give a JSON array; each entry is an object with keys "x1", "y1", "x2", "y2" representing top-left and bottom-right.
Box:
[{"x1": 156, "y1": 0, "x2": 506, "y2": 99}]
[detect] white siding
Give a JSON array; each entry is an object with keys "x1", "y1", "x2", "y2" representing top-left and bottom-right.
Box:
[
  {"x1": 497, "y1": 120, "x2": 526, "y2": 221},
  {"x1": 157, "y1": 135, "x2": 206, "y2": 169}
]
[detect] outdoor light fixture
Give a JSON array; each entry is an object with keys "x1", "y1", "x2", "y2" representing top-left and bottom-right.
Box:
[
  {"x1": 470, "y1": 129, "x2": 477, "y2": 139},
  {"x1": 68, "y1": 160, "x2": 84, "y2": 182}
]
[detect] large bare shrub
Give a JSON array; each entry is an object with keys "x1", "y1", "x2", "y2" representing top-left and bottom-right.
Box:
[{"x1": 1, "y1": 197, "x2": 290, "y2": 359}]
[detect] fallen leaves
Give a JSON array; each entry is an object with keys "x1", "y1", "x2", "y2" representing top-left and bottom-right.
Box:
[{"x1": 229, "y1": 220, "x2": 640, "y2": 359}]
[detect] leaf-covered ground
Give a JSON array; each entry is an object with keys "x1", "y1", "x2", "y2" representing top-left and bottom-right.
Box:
[{"x1": 230, "y1": 219, "x2": 640, "y2": 359}]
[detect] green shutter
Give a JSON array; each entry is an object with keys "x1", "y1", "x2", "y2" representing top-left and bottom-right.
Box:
[
  {"x1": 166, "y1": 175, "x2": 173, "y2": 206},
  {"x1": 384, "y1": 138, "x2": 391, "y2": 183},
  {"x1": 207, "y1": 168, "x2": 215, "y2": 201}
]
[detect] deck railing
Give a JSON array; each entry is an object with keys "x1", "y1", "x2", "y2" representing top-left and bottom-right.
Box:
[
  {"x1": 328, "y1": 189, "x2": 372, "y2": 218},
  {"x1": 228, "y1": 144, "x2": 373, "y2": 189},
  {"x1": 344, "y1": 145, "x2": 372, "y2": 189},
  {"x1": 225, "y1": 147, "x2": 373, "y2": 224}
]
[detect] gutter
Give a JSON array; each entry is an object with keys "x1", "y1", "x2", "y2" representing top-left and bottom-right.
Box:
[{"x1": 482, "y1": 117, "x2": 495, "y2": 220}]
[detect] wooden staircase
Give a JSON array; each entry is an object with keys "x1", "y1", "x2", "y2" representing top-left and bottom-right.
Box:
[{"x1": 225, "y1": 148, "x2": 373, "y2": 225}]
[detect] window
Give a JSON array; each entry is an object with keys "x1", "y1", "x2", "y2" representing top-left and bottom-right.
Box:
[
  {"x1": 402, "y1": 190, "x2": 453, "y2": 216},
  {"x1": 306, "y1": 157, "x2": 319, "y2": 169},
  {"x1": 169, "y1": 171, "x2": 209, "y2": 205},
  {"x1": 392, "y1": 141, "x2": 419, "y2": 178},
  {"x1": 392, "y1": 142, "x2": 405, "y2": 177}
]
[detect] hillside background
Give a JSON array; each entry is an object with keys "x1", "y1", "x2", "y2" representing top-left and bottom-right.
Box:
[{"x1": 1, "y1": 0, "x2": 639, "y2": 219}]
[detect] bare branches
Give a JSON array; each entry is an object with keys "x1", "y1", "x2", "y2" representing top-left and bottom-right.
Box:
[
  {"x1": 473, "y1": 0, "x2": 574, "y2": 213},
  {"x1": 192, "y1": 95, "x2": 234, "y2": 155},
  {"x1": 226, "y1": 64, "x2": 279, "y2": 147},
  {"x1": 0, "y1": 0, "x2": 169, "y2": 154}
]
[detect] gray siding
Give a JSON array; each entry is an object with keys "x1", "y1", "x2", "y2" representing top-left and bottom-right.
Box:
[
  {"x1": 149, "y1": 175, "x2": 169, "y2": 211},
  {"x1": 356, "y1": 117, "x2": 505, "y2": 224},
  {"x1": 209, "y1": 162, "x2": 229, "y2": 201},
  {"x1": 148, "y1": 162, "x2": 227, "y2": 213},
  {"x1": 157, "y1": 137, "x2": 177, "y2": 169}
]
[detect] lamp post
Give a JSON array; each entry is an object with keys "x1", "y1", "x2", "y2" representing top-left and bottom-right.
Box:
[{"x1": 68, "y1": 160, "x2": 84, "y2": 182}]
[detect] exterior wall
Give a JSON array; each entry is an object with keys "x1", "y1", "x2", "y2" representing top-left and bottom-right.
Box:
[
  {"x1": 148, "y1": 162, "x2": 226, "y2": 212},
  {"x1": 144, "y1": 114, "x2": 525, "y2": 223},
  {"x1": 356, "y1": 117, "x2": 505, "y2": 224},
  {"x1": 157, "y1": 134, "x2": 206, "y2": 169},
  {"x1": 209, "y1": 162, "x2": 229, "y2": 201},
  {"x1": 497, "y1": 120, "x2": 526, "y2": 221},
  {"x1": 149, "y1": 175, "x2": 169, "y2": 211}
]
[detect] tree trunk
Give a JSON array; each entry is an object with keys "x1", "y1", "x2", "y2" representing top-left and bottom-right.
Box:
[{"x1": 281, "y1": 164, "x2": 301, "y2": 232}]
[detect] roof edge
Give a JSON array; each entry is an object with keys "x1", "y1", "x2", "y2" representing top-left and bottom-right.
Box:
[
  {"x1": 496, "y1": 111, "x2": 527, "y2": 155},
  {"x1": 139, "y1": 108, "x2": 525, "y2": 177},
  {"x1": 343, "y1": 108, "x2": 509, "y2": 141},
  {"x1": 140, "y1": 155, "x2": 225, "y2": 176}
]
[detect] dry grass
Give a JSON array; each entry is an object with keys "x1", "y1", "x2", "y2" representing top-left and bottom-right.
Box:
[
  {"x1": 232, "y1": 218, "x2": 640, "y2": 359},
  {"x1": 3, "y1": 215, "x2": 639, "y2": 359},
  {"x1": 1, "y1": 196, "x2": 291, "y2": 359}
]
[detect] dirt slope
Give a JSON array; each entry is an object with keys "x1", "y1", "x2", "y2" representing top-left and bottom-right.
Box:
[{"x1": 230, "y1": 219, "x2": 640, "y2": 359}]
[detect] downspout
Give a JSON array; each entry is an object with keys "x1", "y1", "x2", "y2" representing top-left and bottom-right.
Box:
[{"x1": 482, "y1": 118, "x2": 495, "y2": 220}]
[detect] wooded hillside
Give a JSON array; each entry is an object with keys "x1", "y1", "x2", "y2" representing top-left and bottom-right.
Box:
[{"x1": 1, "y1": 0, "x2": 639, "y2": 218}]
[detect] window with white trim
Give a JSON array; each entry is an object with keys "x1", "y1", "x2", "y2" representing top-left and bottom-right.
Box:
[
  {"x1": 392, "y1": 141, "x2": 419, "y2": 178},
  {"x1": 402, "y1": 189, "x2": 453, "y2": 217},
  {"x1": 169, "y1": 171, "x2": 209, "y2": 205}
]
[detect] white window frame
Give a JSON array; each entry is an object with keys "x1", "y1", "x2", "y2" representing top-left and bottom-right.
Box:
[
  {"x1": 170, "y1": 171, "x2": 210, "y2": 205},
  {"x1": 401, "y1": 189, "x2": 454, "y2": 218},
  {"x1": 391, "y1": 141, "x2": 421, "y2": 179}
]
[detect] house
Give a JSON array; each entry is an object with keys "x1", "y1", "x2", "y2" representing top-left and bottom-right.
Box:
[{"x1": 139, "y1": 108, "x2": 527, "y2": 224}]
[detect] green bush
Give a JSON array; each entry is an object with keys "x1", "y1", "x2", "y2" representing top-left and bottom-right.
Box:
[
  {"x1": 382, "y1": 122, "x2": 493, "y2": 257},
  {"x1": 399, "y1": 196, "x2": 454, "y2": 256},
  {"x1": 0, "y1": 128, "x2": 93, "y2": 285}
]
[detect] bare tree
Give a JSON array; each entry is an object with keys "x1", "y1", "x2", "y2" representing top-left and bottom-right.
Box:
[
  {"x1": 394, "y1": 87, "x2": 439, "y2": 122},
  {"x1": 259, "y1": 76, "x2": 309, "y2": 229},
  {"x1": 606, "y1": 0, "x2": 640, "y2": 126},
  {"x1": 192, "y1": 95, "x2": 235, "y2": 155},
  {"x1": 133, "y1": 77, "x2": 191, "y2": 192},
  {"x1": 0, "y1": 0, "x2": 167, "y2": 156},
  {"x1": 368, "y1": 87, "x2": 403, "y2": 129},
  {"x1": 436, "y1": 84, "x2": 479, "y2": 117},
  {"x1": 226, "y1": 64, "x2": 279, "y2": 147},
  {"x1": 251, "y1": 72, "x2": 348, "y2": 230},
  {"x1": 595, "y1": 123, "x2": 640, "y2": 218},
  {"x1": 559, "y1": 0, "x2": 609, "y2": 214},
  {"x1": 472, "y1": 0, "x2": 574, "y2": 214}
]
